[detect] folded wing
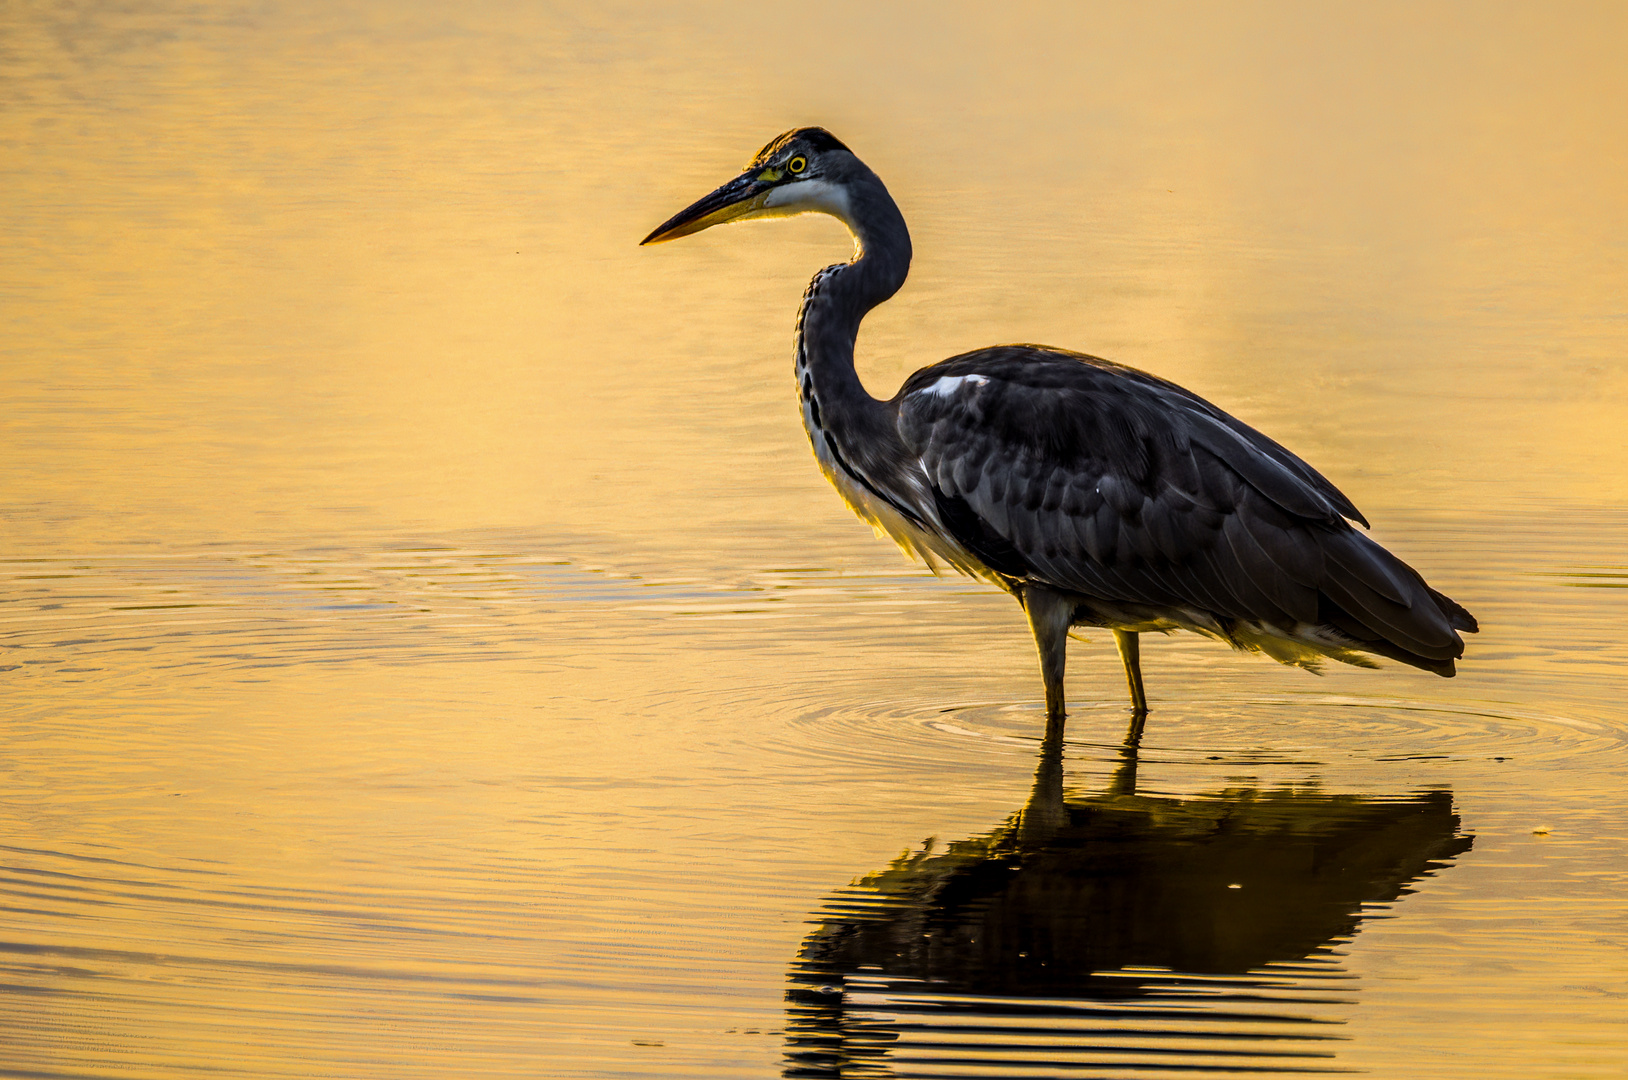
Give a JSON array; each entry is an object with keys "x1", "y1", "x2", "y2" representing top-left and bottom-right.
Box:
[{"x1": 895, "y1": 347, "x2": 1476, "y2": 674}]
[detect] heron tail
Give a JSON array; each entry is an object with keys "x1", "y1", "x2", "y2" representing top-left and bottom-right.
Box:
[{"x1": 1314, "y1": 528, "x2": 1478, "y2": 678}]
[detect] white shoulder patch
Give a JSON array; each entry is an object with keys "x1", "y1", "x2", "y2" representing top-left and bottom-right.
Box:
[{"x1": 919, "y1": 373, "x2": 989, "y2": 399}]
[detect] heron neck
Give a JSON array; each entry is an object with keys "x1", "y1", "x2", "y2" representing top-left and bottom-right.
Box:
[{"x1": 794, "y1": 172, "x2": 912, "y2": 422}]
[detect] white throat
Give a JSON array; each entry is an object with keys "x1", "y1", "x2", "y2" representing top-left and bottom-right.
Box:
[{"x1": 761, "y1": 178, "x2": 856, "y2": 235}]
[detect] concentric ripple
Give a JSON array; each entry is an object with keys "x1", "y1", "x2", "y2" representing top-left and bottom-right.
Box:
[{"x1": 774, "y1": 690, "x2": 1624, "y2": 788}]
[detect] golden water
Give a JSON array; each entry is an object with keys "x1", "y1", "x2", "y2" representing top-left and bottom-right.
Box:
[{"x1": 2, "y1": 3, "x2": 1626, "y2": 1077}]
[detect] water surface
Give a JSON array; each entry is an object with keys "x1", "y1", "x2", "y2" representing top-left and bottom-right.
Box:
[{"x1": 2, "y1": 3, "x2": 1626, "y2": 1077}]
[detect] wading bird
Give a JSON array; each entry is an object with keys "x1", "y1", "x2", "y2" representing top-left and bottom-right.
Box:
[{"x1": 641, "y1": 128, "x2": 1476, "y2": 739}]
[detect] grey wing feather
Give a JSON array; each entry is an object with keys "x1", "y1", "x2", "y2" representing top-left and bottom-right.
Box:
[{"x1": 895, "y1": 347, "x2": 1475, "y2": 672}]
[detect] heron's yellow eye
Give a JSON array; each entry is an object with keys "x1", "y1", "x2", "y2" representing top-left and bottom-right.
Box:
[{"x1": 787, "y1": 156, "x2": 807, "y2": 174}]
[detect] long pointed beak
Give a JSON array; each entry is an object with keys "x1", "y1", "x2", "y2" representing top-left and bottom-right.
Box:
[{"x1": 639, "y1": 169, "x2": 775, "y2": 245}]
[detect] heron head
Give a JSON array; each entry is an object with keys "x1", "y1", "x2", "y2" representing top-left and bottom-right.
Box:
[{"x1": 639, "y1": 127, "x2": 858, "y2": 245}]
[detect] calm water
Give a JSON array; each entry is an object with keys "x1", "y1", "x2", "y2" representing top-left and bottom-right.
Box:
[{"x1": 3, "y1": 3, "x2": 1626, "y2": 1077}]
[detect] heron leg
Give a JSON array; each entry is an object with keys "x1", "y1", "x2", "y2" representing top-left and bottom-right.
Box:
[
  {"x1": 1113, "y1": 628, "x2": 1149, "y2": 723},
  {"x1": 1022, "y1": 585, "x2": 1074, "y2": 723}
]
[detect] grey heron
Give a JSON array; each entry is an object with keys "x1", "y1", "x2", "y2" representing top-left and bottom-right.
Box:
[{"x1": 641, "y1": 128, "x2": 1477, "y2": 737}]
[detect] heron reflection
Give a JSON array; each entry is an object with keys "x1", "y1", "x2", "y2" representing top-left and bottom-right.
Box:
[{"x1": 784, "y1": 723, "x2": 1472, "y2": 1077}]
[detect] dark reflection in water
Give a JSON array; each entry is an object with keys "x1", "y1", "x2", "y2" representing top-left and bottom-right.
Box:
[{"x1": 785, "y1": 727, "x2": 1473, "y2": 1078}]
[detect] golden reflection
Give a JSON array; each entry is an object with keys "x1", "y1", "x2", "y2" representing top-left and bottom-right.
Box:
[{"x1": 784, "y1": 728, "x2": 1473, "y2": 1077}]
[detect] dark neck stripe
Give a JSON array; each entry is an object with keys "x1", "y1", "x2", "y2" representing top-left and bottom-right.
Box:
[{"x1": 796, "y1": 266, "x2": 926, "y2": 529}]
